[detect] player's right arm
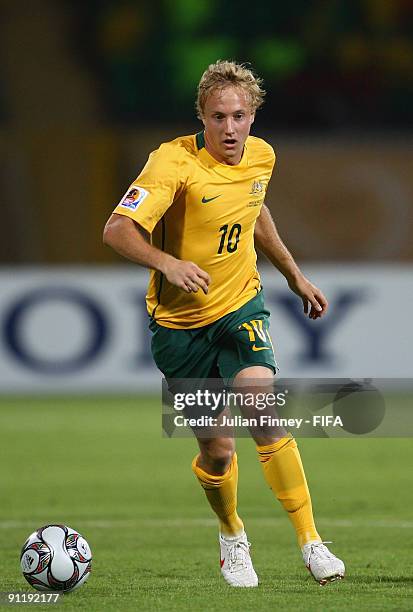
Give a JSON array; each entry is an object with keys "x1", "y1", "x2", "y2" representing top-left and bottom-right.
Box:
[{"x1": 103, "y1": 213, "x2": 210, "y2": 294}]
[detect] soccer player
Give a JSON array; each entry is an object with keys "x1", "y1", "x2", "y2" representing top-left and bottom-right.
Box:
[{"x1": 103, "y1": 60, "x2": 345, "y2": 587}]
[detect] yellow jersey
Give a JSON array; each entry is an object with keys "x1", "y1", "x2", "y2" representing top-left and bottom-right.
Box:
[{"x1": 113, "y1": 131, "x2": 275, "y2": 328}]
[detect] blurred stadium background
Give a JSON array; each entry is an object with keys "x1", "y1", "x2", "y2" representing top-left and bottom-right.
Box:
[
  {"x1": 0, "y1": 0, "x2": 412, "y2": 389},
  {"x1": 0, "y1": 1, "x2": 412, "y2": 609}
]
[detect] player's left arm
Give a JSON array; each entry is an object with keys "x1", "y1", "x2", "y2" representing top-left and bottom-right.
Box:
[{"x1": 254, "y1": 204, "x2": 328, "y2": 319}]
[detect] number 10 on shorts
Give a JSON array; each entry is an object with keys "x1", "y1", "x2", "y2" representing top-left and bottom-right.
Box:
[{"x1": 241, "y1": 319, "x2": 273, "y2": 352}]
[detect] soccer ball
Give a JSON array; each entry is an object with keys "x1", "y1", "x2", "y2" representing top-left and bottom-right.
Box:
[{"x1": 20, "y1": 524, "x2": 92, "y2": 592}]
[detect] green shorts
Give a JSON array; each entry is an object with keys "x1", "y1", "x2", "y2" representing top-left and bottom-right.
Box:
[{"x1": 149, "y1": 290, "x2": 278, "y2": 383}]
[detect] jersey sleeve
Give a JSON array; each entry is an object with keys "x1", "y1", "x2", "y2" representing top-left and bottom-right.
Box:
[
  {"x1": 266, "y1": 142, "x2": 276, "y2": 174},
  {"x1": 113, "y1": 142, "x2": 187, "y2": 233}
]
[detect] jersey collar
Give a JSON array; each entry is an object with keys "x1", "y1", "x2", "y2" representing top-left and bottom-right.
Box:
[{"x1": 195, "y1": 131, "x2": 249, "y2": 177}]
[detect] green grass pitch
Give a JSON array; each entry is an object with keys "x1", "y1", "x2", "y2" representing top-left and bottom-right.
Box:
[{"x1": 0, "y1": 396, "x2": 412, "y2": 611}]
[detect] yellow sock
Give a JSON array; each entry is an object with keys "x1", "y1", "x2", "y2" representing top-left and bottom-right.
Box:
[
  {"x1": 257, "y1": 436, "x2": 321, "y2": 547},
  {"x1": 192, "y1": 453, "x2": 244, "y2": 537}
]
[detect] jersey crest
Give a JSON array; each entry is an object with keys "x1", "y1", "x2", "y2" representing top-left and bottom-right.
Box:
[{"x1": 249, "y1": 180, "x2": 265, "y2": 195}]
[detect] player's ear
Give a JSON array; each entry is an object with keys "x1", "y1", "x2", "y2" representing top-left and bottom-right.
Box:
[
  {"x1": 198, "y1": 109, "x2": 206, "y2": 127},
  {"x1": 250, "y1": 112, "x2": 255, "y2": 125}
]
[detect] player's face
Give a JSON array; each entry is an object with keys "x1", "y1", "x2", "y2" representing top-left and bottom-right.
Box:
[{"x1": 202, "y1": 86, "x2": 255, "y2": 165}]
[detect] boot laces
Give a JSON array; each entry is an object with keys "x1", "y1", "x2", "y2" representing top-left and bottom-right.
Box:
[
  {"x1": 227, "y1": 540, "x2": 251, "y2": 572},
  {"x1": 308, "y1": 541, "x2": 335, "y2": 561}
]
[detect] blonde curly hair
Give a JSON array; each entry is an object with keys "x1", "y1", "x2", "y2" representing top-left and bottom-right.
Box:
[{"x1": 196, "y1": 60, "x2": 266, "y2": 119}]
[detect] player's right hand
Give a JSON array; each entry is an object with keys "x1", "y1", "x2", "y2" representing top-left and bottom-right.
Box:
[{"x1": 163, "y1": 258, "x2": 210, "y2": 294}]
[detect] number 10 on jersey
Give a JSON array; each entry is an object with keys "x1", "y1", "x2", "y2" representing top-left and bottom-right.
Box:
[{"x1": 218, "y1": 224, "x2": 242, "y2": 254}]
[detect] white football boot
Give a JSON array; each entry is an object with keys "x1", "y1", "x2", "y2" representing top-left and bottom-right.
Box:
[
  {"x1": 302, "y1": 541, "x2": 345, "y2": 586},
  {"x1": 219, "y1": 532, "x2": 258, "y2": 587}
]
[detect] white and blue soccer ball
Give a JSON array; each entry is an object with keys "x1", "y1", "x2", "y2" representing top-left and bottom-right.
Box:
[{"x1": 20, "y1": 524, "x2": 92, "y2": 592}]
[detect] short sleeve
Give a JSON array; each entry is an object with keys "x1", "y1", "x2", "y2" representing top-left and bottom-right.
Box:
[
  {"x1": 267, "y1": 143, "x2": 276, "y2": 173},
  {"x1": 113, "y1": 142, "x2": 187, "y2": 233}
]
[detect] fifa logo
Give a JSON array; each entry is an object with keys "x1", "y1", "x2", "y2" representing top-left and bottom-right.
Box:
[{"x1": 249, "y1": 180, "x2": 265, "y2": 195}]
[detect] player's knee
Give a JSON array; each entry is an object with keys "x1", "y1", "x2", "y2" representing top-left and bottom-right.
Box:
[{"x1": 200, "y1": 442, "x2": 235, "y2": 475}]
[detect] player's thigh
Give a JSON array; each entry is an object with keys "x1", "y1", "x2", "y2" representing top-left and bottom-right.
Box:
[
  {"x1": 150, "y1": 320, "x2": 218, "y2": 379},
  {"x1": 217, "y1": 310, "x2": 278, "y2": 381},
  {"x1": 150, "y1": 320, "x2": 229, "y2": 422},
  {"x1": 234, "y1": 365, "x2": 274, "y2": 384}
]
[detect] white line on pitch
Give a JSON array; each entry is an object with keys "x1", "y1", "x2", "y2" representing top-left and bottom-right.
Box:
[{"x1": 1, "y1": 518, "x2": 412, "y2": 529}]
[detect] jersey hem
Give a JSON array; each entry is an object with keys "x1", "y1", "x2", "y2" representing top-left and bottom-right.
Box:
[{"x1": 148, "y1": 286, "x2": 262, "y2": 329}]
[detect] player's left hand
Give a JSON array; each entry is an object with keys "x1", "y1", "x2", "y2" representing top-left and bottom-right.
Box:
[{"x1": 287, "y1": 275, "x2": 328, "y2": 319}]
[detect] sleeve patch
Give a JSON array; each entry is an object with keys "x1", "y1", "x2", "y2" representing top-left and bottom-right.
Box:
[{"x1": 118, "y1": 186, "x2": 149, "y2": 211}]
